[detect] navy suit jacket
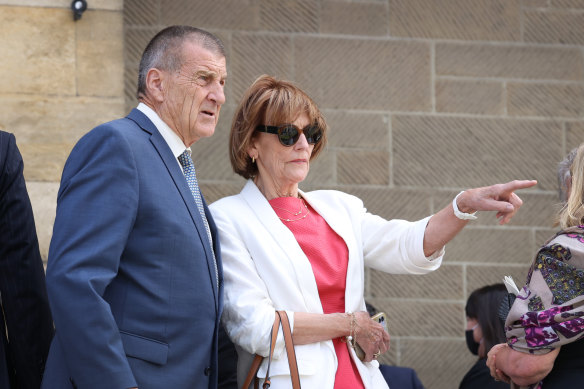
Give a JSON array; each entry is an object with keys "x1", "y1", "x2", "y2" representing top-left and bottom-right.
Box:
[
  {"x1": 42, "y1": 109, "x2": 223, "y2": 389},
  {"x1": 379, "y1": 364, "x2": 425, "y2": 389},
  {"x1": 0, "y1": 131, "x2": 53, "y2": 389}
]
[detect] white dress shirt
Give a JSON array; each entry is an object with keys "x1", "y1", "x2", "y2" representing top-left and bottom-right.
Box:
[{"x1": 137, "y1": 103, "x2": 190, "y2": 171}]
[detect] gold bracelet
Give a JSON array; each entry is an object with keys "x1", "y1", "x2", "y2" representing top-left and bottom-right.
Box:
[{"x1": 343, "y1": 312, "x2": 357, "y2": 348}]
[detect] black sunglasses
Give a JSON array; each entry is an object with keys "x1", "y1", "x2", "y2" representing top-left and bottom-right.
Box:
[{"x1": 255, "y1": 123, "x2": 323, "y2": 147}]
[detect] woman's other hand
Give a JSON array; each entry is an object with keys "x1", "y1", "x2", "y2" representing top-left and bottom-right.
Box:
[
  {"x1": 487, "y1": 343, "x2": 511, "y2": 383},
  {"x1": 487, "y1": 342, "x2": 559, "y2": 386},
  {"x1": 354, "y1": 311, "x2": 390, "y2": 362}
]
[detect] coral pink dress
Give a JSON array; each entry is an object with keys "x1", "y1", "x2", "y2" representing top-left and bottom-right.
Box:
[{"x1": 269, "y1": 196, "x2": 365, "y2": 389}]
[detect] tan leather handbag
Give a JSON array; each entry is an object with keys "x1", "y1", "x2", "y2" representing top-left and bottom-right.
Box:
[{"x1": 241, "y1": 311, "x2": 301, "y2": 389}]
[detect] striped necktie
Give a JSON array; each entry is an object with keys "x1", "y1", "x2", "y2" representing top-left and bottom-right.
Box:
[{"x1": 178, "y1": 150, "x2": 219, "y2": 290}]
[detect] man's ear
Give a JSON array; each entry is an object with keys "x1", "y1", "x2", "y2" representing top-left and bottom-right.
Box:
[{"x1": 145, "y1": 68, "x2": 165, "y2": 103}]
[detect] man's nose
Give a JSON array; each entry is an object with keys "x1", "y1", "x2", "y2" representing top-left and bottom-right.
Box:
[{"x1": 209, "y1": 82, "x2": 226, "y2": 105}]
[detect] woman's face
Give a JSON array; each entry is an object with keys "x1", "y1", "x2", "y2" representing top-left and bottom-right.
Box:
[
  {"x1": 466, "y1": 317, "x2": 486, "y2": 357},
  {"x1": 249, "y1": 113, "x2": 314, "y2": 195},
  {"x1": 466, "y1": 317, "x2": 483, "y2": 343}
]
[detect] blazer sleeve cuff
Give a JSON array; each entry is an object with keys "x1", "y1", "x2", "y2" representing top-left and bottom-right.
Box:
[
  {"x1": 408, "y1": 216, "x2": 444, "y2": 268},
  {"x1": 271, "y1": 310, "x2": 295, "y2": 360}
]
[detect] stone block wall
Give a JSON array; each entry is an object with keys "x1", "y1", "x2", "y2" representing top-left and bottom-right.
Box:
[
  {"x1": 2, "y1": 0, "x2": 582, "y2": 388},
  {"x1": 123, "y1": 1, "x2": 582, "y2": 387},
  {"x1": 0, "y1": 0, "x2": 125, "y2": 260}
]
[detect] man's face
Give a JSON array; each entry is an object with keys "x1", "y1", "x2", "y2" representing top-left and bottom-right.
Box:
[{"x1": 158, "y1": 41, "x2": 227, "y2": 146}]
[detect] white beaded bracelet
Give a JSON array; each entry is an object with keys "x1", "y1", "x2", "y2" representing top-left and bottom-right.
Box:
[{"x1": 453, "y1": 191, "x2": 478, "y2": 220}]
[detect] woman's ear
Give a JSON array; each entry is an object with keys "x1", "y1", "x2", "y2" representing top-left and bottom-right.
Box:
[{"x1": 247, "y1": 136, "x2": 259, "y2": 160}]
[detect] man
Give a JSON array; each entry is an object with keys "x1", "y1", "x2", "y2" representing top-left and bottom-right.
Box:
[
  {"x1": 42, "y1": 26, "x2": 227, "y2": 389},
  {"x1": 0, "y1": 131, "x2": 54, "y2": 389}
]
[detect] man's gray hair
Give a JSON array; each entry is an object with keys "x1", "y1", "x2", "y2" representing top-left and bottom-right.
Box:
[{"x1": 136, "y1": 26, "x2": 225, "y2": 100}]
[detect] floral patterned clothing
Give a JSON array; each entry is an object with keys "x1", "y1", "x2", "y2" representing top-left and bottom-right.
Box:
[{"x1": 505, "y1": 226, "x2": 584, "y2": 388}]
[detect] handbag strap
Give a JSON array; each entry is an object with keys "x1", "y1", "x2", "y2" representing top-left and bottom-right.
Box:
[
  {"x1": 241, "y1": 313, "x2": 280, "y2": 389},
  {"x1": 278, "y1": 311, "x2": 301, "y2": 389},
  {"x1": 241, "y1": 311, "x2": 301, "y2": 389},
  {"x1": 262, "y1": 312, "x2": 281, "y2": 389}
]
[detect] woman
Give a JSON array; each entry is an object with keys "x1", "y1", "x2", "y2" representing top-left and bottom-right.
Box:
[
  {"x1": 460, "y1": 284, "x2": 509, "y2": 389},
  {"x1": 487, "y1": 143, "x2": 584, "y2": 389},
  {"x1": 210, "y1": 75, "x2": 536, "y2": 389}
]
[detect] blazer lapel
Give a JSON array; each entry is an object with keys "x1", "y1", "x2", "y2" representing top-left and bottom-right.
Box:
[
  {"x1": 126, "y1": 109, "x2": 219, "y2": 308},
  {"x1": 240, "y1": 180, "x2": 323, "y2": 314}
]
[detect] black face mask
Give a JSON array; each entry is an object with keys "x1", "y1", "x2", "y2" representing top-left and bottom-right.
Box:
[{"x1": 465, "y1": 327, "x2": 480, "y2": 355}]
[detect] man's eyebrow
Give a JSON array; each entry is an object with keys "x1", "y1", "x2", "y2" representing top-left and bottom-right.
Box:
[
  {"x1": 195, "y1": 69, "x2": 215, "y2": 77},
  {"x1": 195, "y1": 69, "x2": 227, "y2": 79}
]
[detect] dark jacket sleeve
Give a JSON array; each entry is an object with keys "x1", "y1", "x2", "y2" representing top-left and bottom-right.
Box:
[{"x1": 0, "y1": 131, "x2": 54, "y2": 389}]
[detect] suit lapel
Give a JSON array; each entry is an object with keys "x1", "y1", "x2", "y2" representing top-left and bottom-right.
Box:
[{"x1": 126, "y1": 109, "x2": 219, "y2": 309}]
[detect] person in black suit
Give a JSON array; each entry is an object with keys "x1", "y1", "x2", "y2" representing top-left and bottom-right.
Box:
[
  {"x1": 217, "y1": 325, "x2": 238, "y2": 389},
  {"x1": 0, "y1": 131, "x2": 54, "y2": 389},
  {"x1": 378, "y1": 365, "x2": 425, "y2": 389}
]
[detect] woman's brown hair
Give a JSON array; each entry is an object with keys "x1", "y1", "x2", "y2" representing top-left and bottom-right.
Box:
[{"x1": 229, "y1": 75, "x2": 328, "y2": 179}]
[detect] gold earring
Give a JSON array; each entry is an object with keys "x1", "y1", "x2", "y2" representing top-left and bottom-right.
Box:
[{"x1": 252, "y1": 156, "x2": 255, "y2": 163}]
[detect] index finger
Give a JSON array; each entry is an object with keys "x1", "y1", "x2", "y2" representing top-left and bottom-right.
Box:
[{"x1": 499, "y1": 179, "x2": 537, "y2": 193}]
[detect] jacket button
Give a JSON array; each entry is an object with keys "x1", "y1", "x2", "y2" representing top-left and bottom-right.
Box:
[{"x1": 204, "y1": 366, "x2": 211, "y2": 376}]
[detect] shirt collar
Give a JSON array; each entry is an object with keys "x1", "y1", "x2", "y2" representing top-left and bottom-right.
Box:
[{"x1": 137, "y1": 103, "x2": 190, "y2": 158}]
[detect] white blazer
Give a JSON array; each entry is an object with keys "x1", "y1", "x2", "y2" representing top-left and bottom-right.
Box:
[{"x1": 210, "y1": 180, "x2": 444, "y2": 389}]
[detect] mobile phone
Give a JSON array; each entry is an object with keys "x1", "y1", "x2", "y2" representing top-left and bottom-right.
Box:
[
  {"x1": 372, "y1": 312, "x2": 388, "y2": 332},
  {"x1": 353, "y1": 312, "x2": 389, "y2": 361}
]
